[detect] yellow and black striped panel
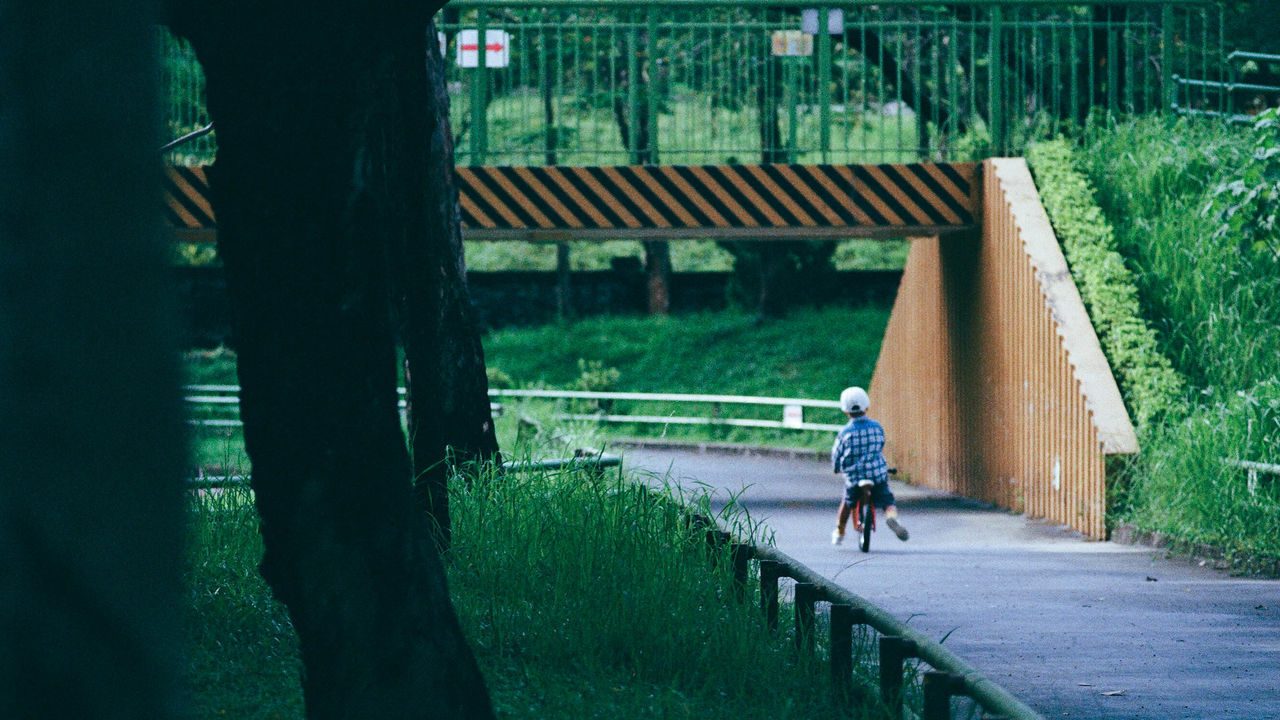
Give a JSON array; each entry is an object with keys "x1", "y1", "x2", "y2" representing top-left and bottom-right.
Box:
[
  {"x1": 456, "y1": 163, "x2": 978, "y2": 231},
  {"x1": 163, "y1": 166, "x2": 215, "y2": 229},
  {"x1": 163, "y1": 162, "x2": 979, "y2": 233}
]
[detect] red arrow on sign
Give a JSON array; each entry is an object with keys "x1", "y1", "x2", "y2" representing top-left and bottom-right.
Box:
[{"x1": 460, "y1": 43, "x2": 506, "y2": 52}]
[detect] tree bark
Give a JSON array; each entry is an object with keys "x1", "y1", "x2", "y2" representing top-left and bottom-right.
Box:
[
  {"x1": 399, "y1": 21, "x2": 502, "y2": 548},
  {"x1": 164, "y1": 3, "x2": 497, "y2": 717},
  {"x1": 0, "y1": 2, "x2": 184, "y2": 717},
  {"x1": 612, "y1": 27, "x2": 670, "y2": 314}
]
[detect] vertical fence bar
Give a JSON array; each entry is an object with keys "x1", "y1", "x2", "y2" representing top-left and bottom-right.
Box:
[
  {"x1": 988, "y1": 5, "x2": 1004, "y2": 155},
  {"x1": 646, "y1": 7, "x2": 660, "y2": 163},
  {"x1": 1106, "y1": 8, "x2": 1118, "y2": 114},
  {"x1": 540, "y1": 11, "x2": 556, "y2": 165},
  {"x1": 627, "y1": 10, "x2": 642, "y2": 163},
  {"x1": 947, "y1": 12, "x2": 959, "y2": 147},
  {"x1": 818, "y1": 6, "x2": 833, "y2": 162},
  {"x1": 471, "y1": 8, "x2": 489, "y2": 165}
]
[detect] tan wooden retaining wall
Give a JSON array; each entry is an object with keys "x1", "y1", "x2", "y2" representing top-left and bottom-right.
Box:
[{"x1": 870, "y1": 158, "x2": 1137, "y2": 539}]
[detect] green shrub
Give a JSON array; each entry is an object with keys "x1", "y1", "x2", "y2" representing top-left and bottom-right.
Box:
[
  {"x1": 1026, "y1": 139, "x2": 1185, "y2": 432},
  {"x1": 1204, "y1": 108, "x2": 1280, "y2": 266}
]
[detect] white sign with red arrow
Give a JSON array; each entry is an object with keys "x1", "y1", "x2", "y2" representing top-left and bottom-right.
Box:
[{"x1": 456, "y1": 29, "x2": 511, "y2": 69}]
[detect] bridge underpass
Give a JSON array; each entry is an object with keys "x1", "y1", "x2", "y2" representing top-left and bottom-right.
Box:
[
  {"x1": 167, "y1": 157, "x2": 1134, "y2": 538},
  {"x1": 623, "y1": 447, "x2": 1280, "y2": 720}
]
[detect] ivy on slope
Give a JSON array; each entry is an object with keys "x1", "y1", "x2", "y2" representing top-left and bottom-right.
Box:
[{"x1": 1026, "y1": 139, "x2": 1184, "y2": 433}]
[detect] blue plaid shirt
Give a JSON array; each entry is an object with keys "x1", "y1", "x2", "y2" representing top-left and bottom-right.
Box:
[{"x1": 831, "y1": 415, "x2": 890, "y2": 484}]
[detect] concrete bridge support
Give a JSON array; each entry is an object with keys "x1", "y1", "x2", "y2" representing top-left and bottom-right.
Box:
[{"x1": 871, "y1": 159, "x2": 1137, "y2": 539}]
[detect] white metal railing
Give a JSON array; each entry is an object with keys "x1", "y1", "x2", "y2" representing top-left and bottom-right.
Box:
[
  {"x1": 1222, "y1": 458, "x2": 1280, "y2": 496},
  {"x1": 184, "y1": 385, "x2": 845, "y2": 433}
]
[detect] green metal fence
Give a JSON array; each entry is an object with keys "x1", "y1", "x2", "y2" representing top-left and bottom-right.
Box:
[{"x1": 161, "y1": 1, "x2": 1225, "y2": 166}]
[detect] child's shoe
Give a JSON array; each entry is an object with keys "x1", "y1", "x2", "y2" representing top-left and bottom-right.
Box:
[
  {"x1": 886, "y1": 517, "x2": 910, "y2": 541},
  {"x1": 831, "y1": 528, "x2": 844, "y2": 545}
]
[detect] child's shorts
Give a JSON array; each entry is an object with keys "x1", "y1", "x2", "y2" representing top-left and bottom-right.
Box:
[{"x1": 844, "y1": 478, "x2": 895, "y2": 508}]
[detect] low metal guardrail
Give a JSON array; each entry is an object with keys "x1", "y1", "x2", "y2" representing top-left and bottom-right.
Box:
[
  {"x1": 1172, "y1": 51, "x2": 1280, "y2": 122},
  {"x1": 692, "y1": 513, "x2": 1043, "y2": 720},
  {"x1": 187, "y1": 452, "x2": 621, "y2": 489},
  {"x1": 185, "y1": 385, "x2": 844, "y2": 433},
  {"x1": 491, "y1": 388, "x2": 844, "y2": 432},
  {"x1": 1223, "y1": 458, "x2": 1280, "y2": 497}
]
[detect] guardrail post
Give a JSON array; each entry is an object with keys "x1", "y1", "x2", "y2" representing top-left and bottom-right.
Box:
[
  {"x1": 731, "y1": 542, "x2": 753, "y2": 602},
  {"x1": 793, "y1": 582, "x2": 818, "y2": 650},
  {"x1": 829, "y1": 604, "x2": 867, "y2": 700},
  {"x1": 879, "y1": 636, "x2": 919, "y2": 719},
  {"x1": 759, "y1": 559, "x2": 782, "y2": 631},
  {"x1": 922, "y1": 671, "x2": 967, "y2": 720}
]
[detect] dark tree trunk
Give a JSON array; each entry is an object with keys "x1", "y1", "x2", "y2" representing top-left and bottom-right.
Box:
[
  {"x1": 612, "y1": 26, "x2": 669, "y2": 315},
  {"x1": 399, "y1": 21, "x2": 502, "y2": 548},
  {"x1": 0, "y1": 2, "x2": 184, "y2": 717},
  {"x1": 644, "y1": 240, "x2": 672, "y2": 315},
  {"x1": 164, "y1": 4, "x2": 497, "y2": 718}
]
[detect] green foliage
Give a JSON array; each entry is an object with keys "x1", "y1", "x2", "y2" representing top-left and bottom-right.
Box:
[
  {"x1": 717, "y1": 240, "x2": 838, "y2": 317},
  {"x1": 1204, "y1": 108, "x2": 1280, "y2": 264},
  {"x1": 486, "y1": 365, "x2": 516, "y2": 390},
  {"x1": 464, "y1": 238, "x2": 904, "y2": 273},
  {"x1": 1026, "y1": 139, "x2": 1184, "y2": 432},
  {"x1": 572, "y1": 358, "x2": 621, "y2": 392}
]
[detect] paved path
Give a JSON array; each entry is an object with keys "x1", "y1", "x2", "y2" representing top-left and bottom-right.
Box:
[{"x1": 622, "y1": 448, "x2": 1280, "y2": 720}]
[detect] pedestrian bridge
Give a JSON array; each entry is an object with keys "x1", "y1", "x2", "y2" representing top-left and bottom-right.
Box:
[{"x1": 165, "y1": 157, "x2": 1136, "y2": 539}]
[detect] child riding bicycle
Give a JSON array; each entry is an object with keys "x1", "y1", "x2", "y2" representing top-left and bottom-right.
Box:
[{"x1": 831, "y1": 386, "x2": 909, "y2": 545}]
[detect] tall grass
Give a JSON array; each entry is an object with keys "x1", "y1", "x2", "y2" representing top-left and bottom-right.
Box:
[
  {"x1": 184, "y1": 488, "x2": 304, "y2": 717},
  {"x1": 1076, "y1": 115, "x2": 1280, "y2": 560},
  {"x1": 1080, "y1": 115, "x2": 1279, "y2": 394},
  {"x1": 448, "y1": 460, "x2": 875, "y2": 718},
  {"x1": 182, "y1": 463, "x2": 878, "y2": 718}
]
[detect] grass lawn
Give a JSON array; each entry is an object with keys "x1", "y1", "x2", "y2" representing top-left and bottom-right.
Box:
[
  {"x1": 182, "y1": 304, "x2": 893, "y2": 465},
  {"x1": 483, "y1": 305, "x2": 891, "y2": 451}
]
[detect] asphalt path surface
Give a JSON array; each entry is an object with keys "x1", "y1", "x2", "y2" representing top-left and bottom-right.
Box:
[{"x1": 622, "y1": 448, "x2": 1280, "y2": 720}]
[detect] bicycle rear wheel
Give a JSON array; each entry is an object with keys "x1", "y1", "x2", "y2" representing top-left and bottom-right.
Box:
[{"x1": 858, "y1": 500, "x2": 873, "y2": 553}]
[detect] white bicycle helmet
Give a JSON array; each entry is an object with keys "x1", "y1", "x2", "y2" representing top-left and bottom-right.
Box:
[{"x1": 840, "y1": 386, "x2": 870, "y2": 414}]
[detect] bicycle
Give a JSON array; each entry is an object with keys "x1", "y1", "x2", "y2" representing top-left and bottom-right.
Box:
[{"x1": 850, "y1": 468, "x2": 897, "y2": 553}]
